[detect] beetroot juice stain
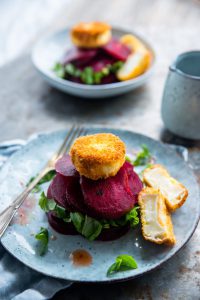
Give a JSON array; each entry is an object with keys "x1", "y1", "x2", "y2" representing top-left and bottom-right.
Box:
[
  {"x1": 70, "y1": 249, "x2": 92, "y2": 267},
  {"x1": 11, "y1": 195, "x2": 36, "y2": 225}
]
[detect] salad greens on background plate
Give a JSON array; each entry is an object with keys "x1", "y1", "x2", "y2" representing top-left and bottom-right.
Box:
[{"x1": 0, "y1": 127, "x2": 199, "y2": 282}]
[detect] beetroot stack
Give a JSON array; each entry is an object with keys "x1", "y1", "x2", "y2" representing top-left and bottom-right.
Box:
[{"x1": 45, "y1": 154, "x2": 143, "y2": 241}]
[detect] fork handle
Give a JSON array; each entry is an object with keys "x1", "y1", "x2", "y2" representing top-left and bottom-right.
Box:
[
  {"x1": 0, "y1": 206, "x2": 17, "y2": 237},
  {"x1": 13, "y1": 168, "x2": 50, "y2": 208},
  {"x1": 0, "y1": 167, "x2": 51, "y2": 238}
]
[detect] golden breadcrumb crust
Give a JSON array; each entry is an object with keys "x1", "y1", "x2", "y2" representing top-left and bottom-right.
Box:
[
  {"x1": 71, "y1": 22, "x2": 111, "y2": 48},
  {"x1": 143, "y1": 164, "x2": 188, "y2": 212},
  {"x1": 70, "y1": 133, "x2": 126, "y2": 180},
  {"x1": 138, "y1": 187, "x2": 176, "y2": 246}
]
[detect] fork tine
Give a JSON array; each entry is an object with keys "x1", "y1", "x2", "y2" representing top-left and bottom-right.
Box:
[
  {"x1": 56, "y1": 124, "x2": 80, "y2": 158},
  {"x1": 55, "y1": 124, "x2": 76, "y2": 156},
  {"x1": 64, "y1": 126, "x2": 87, "y2": 153},
  {"x1": 57, "y1": 125, "x2": 87, "y2": 158}
]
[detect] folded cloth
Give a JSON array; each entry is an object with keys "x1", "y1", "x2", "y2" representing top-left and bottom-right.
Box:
[
  {"x1": 0, "y1": 140, "x2": 72, "y2": 300},
  {"x1": 0, "y1": 139, "x2": 189, "y2": 300}
]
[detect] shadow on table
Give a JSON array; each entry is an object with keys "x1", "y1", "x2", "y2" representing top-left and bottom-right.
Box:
[
  {"x1": 40, "y1": 84, "x2": 148, "y2": 122},
  {"x1": 160, "y1": 129, "x2": 200, "y2": 148}
]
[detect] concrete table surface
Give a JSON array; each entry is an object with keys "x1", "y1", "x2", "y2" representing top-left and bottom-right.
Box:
[{"x1": 0, "y1": 0, "x2": 200, "y2": 299}]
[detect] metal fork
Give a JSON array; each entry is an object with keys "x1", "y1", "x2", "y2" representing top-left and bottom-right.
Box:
[{"x1": 0, "y1": 124, "x2": 86, "y2": 238}]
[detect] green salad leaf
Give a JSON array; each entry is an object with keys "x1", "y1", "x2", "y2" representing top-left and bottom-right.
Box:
[
  {"x1": 70, "y1": 212, "x2": 84, "y2": 233},
  {"x1": 133, "y1": 144, "x2": 151, "y2": 166},
  {"x1": 53, "y1": 63, "x2": 65, "y2": 78},
  {"x1": 107, "y1": 254, "x2": 138, "y2": 276},
  {"x1": 38, "y1": 170, "x2": 56, "y2": 184},
  {"x1": 53, "y1": 61, "x2": 124, "y2": 85},
  {"x1": 35, "y1": 227, "x2": 49, "y2": 256},
  {"x1": 101, "y1": 206, "x2": 140, "y2": 229},
  {"x1": 39, "y1": 192, "x2": 70, "y2": 221},
  {"x1": 27, "y1": 170, "x2": 56, "y2": 194},
  {"x1": 125, "y1": 206, "x2": 140, "y2": 227},
  {"x1": 125, "y1": 155, "x2": 132, "y2": 163},
  {"x1": 110, "y1": 61, "x2": 124, "y2": 72},
  {"x1": 81, "y1": 215, "x2": 102, "y2": 241},
  {"x1": 126, "y1": 145, "x2": 152, "y2": 167},
  {"x1": 70, "y1": 212, "x2": 102, "y2": 241},
  {"x1": 39, "y1": 191, "x2": 56, "y2": 212}
]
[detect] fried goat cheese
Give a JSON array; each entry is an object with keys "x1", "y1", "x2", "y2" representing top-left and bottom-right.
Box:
[
  {"x1": 71, "y1": 22, "x2": 111, "y2": 48},
  {"x1": 143, "y1": 164, "x2": 188, "y2": 212},
  {"x1": 138, "y1": 187, "x2": 176, "y2": 245},
  {"x1": 70, "y1": 133, "x2": 126, "y2": 180}
]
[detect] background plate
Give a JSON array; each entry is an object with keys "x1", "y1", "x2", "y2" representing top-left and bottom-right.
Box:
[
  {"x1": 0, "y1": 127, "x2": 199, "y2": 282},
  {"x1": 32, "y1": 27, "x2": 155, "y2": 98}
]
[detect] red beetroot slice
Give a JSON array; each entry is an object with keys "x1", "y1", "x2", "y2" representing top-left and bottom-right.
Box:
[
  {"x1": 102, "y1": 38, "x2": 131, "y2": 61},
  {"x1": 62, "y1": 47, "x2": 99, "y2": 66},
  {"x1": 80, "y1": 164, "x2": 135, "y2": 219},
  {"x1": 90, "y1": 56, "x2": 115, "y2": 72},
  {"x1": 47, "y1": 182, "x2": 53, "y2": 199},
  {"x1": 50, "y1": 173, "x2": 74, "y2": 210},
  {"x1": 124, "y1": 161, "x2": 143, "y2": 202},
  {"x1": 68, "y1": 76, "x2": 82, "y2": 84},
  {"x1": 98, "y1": 224, "x2": 130, "y2": 241},
  {"x1": 101, "y1": 73, "x2": 118, "y2": 84},
  {"x1": 55, "y1": 154, "x2": 79, "y2": 178},
  {"x1": 65, "y1": 175, "x2": 86, "y2": 213},
  {"x1": 47, "y1": 212, "x2": 78, "y2": 235}
]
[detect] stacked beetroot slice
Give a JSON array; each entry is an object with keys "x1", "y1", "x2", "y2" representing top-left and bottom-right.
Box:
[{"x1": 45, "y1": 154, "x2": 143, "y2": 241}]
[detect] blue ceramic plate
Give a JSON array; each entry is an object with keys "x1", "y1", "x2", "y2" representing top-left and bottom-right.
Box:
[
  {"x1": 32, "y1": 27, "x2": 155, "y2": 98},
  {"x1": 0, "y1": 127, "x2": 199, "y2": 283}
]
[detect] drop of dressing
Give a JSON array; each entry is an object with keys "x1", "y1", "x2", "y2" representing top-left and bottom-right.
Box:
[{"x1": 70, "y1": 249, "x2": 92, "y2": 267}]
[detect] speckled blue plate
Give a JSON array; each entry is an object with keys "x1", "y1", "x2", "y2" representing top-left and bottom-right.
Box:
[{"x1": 0, "y1": 127, "x2": 199, "y2": 283}]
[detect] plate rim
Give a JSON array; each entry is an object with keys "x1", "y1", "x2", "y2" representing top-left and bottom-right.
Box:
[
  {"x1": 31, "y1": 25, "x2": 156, "y2": 91},
  {"x1": 1, "y1": 127, "x2": 200, "y2": 283}
]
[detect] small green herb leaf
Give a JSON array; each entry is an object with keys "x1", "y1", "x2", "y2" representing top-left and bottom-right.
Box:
[
  {"x1": 81, "y1": 216, "x2": 102, "y2": 241},
  {"x1": 107, "y1": 259, "x2": 122, "y2": 276},
  {"x1": 70, "y1": 212, "x2": 85, "y2": 233},
  {"x1": 39, "y1": 192, "x2": 56, "y2": 212},
  {"x1": 133, "y1": 145, "x2": 151, "y2": 166},
  {"x1": 35, "y1": 227, "x2": 49, "y2": 256},
  {"x1": 39, "y1": 192, "x2": 71, "y2": 221},
  {"x1": 107, "y1": 254, "x2": 137, "y2": 276},
  {"x1": 125, "y1": 206, "x2": 139, "y2": 227},
  {"x1": 27, "y1": 170, "x2": 56, "y2": 194},
  {"x1": 38, "y1": 170, "x2": 56, "y2": 185},
  {"x1": 70, "y1": 213, "x2": 103, "y2": 240},
  {"x1": 53, "y1": 63, "x2": 65, "y2": 78},
  {"x1": 65, "y1": 63, "x2": 77, "y2": 76},
  {"x1": 81, "y1": 67, "x2": 94, "y2": 84},
  {"x1": 101, "y1": 67, "x2": 110, "y2": 76},
  {"x1": 110, "y1": 61, "x2": 124, "y2": 72},
  {"x1": 55, "y1": 205, "x2": 70, "y2": 221},
  {"x1": 125, "y1": 155, "x2": 132, "y2": 163},
  {"x1": 94, "y1": 72, "x2": 103, "y2": 84}
]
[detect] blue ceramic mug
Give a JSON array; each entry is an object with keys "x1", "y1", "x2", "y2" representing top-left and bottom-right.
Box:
[{"x1": 161, "y1": 51, "x2": 200, "y2": 140}]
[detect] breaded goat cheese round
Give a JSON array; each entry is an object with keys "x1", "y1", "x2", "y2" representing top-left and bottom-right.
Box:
[
  {"x1": 70, "y1": 133, "x2": 126, "y2": 180},
  {"x1": 71, "y1": 22, "x2": 111, "y2": 48}
]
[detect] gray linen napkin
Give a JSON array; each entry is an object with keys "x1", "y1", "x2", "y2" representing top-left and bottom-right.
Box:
[{"x1": 0, "y1": 140, "x2": 72, "y2": 300}]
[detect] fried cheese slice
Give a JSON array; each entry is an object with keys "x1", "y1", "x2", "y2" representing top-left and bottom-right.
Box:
[
  {"x1": 138, "y1": 187, "x2": 176, "y2": 245},
  {"x1": 143, "y1": 164, "x2": 188, "y2": 212}
]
